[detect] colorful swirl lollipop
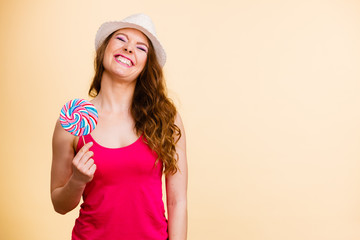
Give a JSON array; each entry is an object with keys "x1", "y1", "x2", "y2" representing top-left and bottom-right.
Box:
[{"x1": 59, "y1": 99, "x2": 98, "y2": 139}]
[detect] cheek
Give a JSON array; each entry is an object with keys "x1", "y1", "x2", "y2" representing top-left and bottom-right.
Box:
[
  {"x1": 103, "y1": 48, "x2": 115, "y2": 68},
  {"x1": 139, "y1": 59, "x2": 147, "y2": 72},
  {"x1": 102, "y1": 54, "x2": 110, "y2": 69},
  {"x1": 139, "y1": 55, "x2": 148, "y2": 67}
]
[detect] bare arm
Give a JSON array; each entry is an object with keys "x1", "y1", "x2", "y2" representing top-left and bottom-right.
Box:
[
  {"x1": 166, "y1": 112, "x2": 188, "y2": 240},
  {"x1": 50, "y1": 118, "x2": 96, "y2": 215}
]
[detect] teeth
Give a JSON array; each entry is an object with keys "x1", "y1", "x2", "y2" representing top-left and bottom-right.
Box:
[{"x1": 116, "y1": 56, "x2": 132, "y2": 66}]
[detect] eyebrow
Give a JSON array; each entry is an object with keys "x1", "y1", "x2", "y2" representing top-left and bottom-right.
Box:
[{"x1": 115, "y1": 32, "x2": 149, "y2": 48}]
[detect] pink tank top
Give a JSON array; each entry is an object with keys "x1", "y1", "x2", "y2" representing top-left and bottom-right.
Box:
[{"x1": 71, "y1": 133, "x2": 169, "y2": 240}]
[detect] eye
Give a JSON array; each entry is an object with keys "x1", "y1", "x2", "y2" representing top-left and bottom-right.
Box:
[
  {"x1": 137, "y1": 46, "x2": 147, "y2": 53},
  {"x1": 116, "y1": 36, "x2": 126, "y2": 42}
]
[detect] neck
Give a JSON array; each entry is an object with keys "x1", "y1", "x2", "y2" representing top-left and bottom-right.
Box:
[{"x1": 94, "y1": 71, "x2": 137, "y2": 115}]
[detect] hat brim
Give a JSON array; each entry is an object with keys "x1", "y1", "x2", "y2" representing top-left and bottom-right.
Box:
[{"x1": 95, "y1": 22, "x2": 166, "y2": 67}]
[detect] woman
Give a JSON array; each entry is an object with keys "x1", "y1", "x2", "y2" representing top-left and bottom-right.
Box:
[{"x1": 51, "y1": 13, "x2": 188, "y2": 240}]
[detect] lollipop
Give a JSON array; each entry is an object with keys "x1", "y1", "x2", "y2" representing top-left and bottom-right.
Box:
[{"x1": 59, "y1": 99, "x2": 98, "y2": 143}]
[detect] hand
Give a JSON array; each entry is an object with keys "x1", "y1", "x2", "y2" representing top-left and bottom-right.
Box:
[{"x1": 71, "y1": 142, "x2": 96, "y2": 185}]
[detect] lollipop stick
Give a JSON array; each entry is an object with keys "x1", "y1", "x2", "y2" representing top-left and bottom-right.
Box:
[{"x1": 82, "y1": 135, "x2": 86, "y2": 145}]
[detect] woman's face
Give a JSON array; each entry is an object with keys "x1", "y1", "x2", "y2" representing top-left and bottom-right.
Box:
[{"x1": 102, "y1": 28, "x2": 149, "y2": 81}]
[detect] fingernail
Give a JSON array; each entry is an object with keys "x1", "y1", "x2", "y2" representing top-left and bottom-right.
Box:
[{"x1": 89, "y1": 142, "x2": 93, "y2": 145}]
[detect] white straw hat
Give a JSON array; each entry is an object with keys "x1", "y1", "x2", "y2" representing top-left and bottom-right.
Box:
[{"x1": 95, "y1": 13, "x2": 166, "y2": 67}]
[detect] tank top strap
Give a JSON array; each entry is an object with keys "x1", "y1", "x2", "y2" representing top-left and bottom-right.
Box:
[
  {"x1": 76, "y1": 134, "x2": 91, "y2": 153},
  {"x1": 82, "y1": 134, "x2": 91, "y2": 145}
]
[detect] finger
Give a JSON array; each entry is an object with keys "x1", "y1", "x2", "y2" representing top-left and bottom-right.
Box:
[
  {"x1": 89, "y1": 163, "x2": 97, "y2": 175},
  {"x1": 87, "y1": 163, "x2": 97, "y2": 175},
  {"x1": 73, "y1": 143, "x2": 93, "y2": 166},
  {"x1": 77, "y1": 150, "x2": 94, "y2": 167},
  {"x1": 73, "y1": 142, "x2": 93, "y2": 165},
  {"x1": 82, "y1": 158, "x2": 94, "y2": 172}
]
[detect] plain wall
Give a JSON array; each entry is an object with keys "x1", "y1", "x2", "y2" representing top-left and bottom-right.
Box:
[{"x1": 1, "y1": 0, "x2": 360, "y2": 239}]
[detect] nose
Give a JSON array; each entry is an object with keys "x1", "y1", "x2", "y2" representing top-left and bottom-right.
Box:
[
  {"x1": 123, "y1": 43, "x2": 133, "y2": 54},
  {"x1": 124, "y1": 48, "x2": 132, "y2": 53}
]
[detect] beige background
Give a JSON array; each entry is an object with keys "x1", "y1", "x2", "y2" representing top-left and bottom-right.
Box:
[{"x1": 1, "y1": 0, "x2": 360, "y2": 239}]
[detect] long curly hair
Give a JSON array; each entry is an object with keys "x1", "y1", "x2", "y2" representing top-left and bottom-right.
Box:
[{"x1": 88, "y1": 31, "x2": 181, "y2": 176}]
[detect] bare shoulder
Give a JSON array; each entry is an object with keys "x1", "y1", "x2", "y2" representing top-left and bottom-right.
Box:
[
  {"x1": 174, "y1": 111, "x2": 184, "y2": 127},
  {"x1": 174, "y1": 111, "x2": 186, "y2": 143},
  {"x1": 53, "y1": 118, "x2": 76, "y2": 150}
]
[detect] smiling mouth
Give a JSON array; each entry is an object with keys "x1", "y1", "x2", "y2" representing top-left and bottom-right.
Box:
[{"x1": 114, "y1": 55, "x2": 133, "y2": 67}]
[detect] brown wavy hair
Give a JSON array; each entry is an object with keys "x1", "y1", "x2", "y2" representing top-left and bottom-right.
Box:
[{"x1": 88, "y1": 30, "x2": 181, "y2": 176}]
